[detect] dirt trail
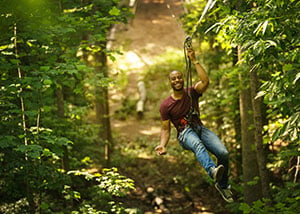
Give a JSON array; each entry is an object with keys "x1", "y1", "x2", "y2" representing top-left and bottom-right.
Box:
[{"x1": 109, "y1": 0, "x2": 185, "y2": 142}]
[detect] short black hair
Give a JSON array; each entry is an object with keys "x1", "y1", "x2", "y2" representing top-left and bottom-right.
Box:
[{"x1": 169, "y1": 70, "x2": 183, "y2": 80}]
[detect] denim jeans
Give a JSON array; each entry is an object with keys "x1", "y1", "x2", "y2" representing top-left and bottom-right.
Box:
[{"x1": 177, "y1": 124, "x2": 229, "y2": 189}]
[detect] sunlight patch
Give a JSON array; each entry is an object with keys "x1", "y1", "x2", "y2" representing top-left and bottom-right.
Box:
[
  {"x1": 137, "y1": 153, "x2": 153, "y2": 159},
  {"x1": 139, "y1": 126, "x2": 160, "y2": 135},
  {"x1": 118, "y1": 51, "x2": 145, "y2": 70}
]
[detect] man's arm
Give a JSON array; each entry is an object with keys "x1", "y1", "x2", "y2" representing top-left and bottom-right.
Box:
[
  {"x1": 187, "y1": 48, "x2": 209, "y2": 94},
  {"x1": 155, "y1": 120, "x2": 170, "y2": 155}
]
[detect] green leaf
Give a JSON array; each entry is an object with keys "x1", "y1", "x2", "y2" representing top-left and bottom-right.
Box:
[
  {"x1": 283, "y1": 64, "x2": 293, "y2": 72},
  {"x1": 247, "y1": 176, "x2": 260, "y2": 186},
  {"x1": 252, "y1": 199, "x2": 264, "y2": 209},
  {"x1": 74, "y1": 191, "x2": 81, "y2": 199},
  {"x1": 10, "y1": 59, "x2": 21, "y2": 65},
  {"x1": 40, "y1": 66, "x2": 50, "y2": 71},
  {"x1": 293, "y1": 72, "x2": 300, "y2": 84},
  {"x1": 0, "y1": 45, "x2": 8, "y2": 50},
  {"x1": 15, "y1": 144, "x2": 43, "y2": 159},
  {"x1": 26, "y1": 41, "x2": 33, "y2": 47},
  {"x1": 40, "y1": 202, "x2": 49, "y2": 210},
  {"x1": 109, "y1": 7, "x2": 120, "y2": 16},
  {"x1": 42, "y1": 148, "x2": 53, "y2": 157},
  {"x1": 239, "y1": 203, "x2": 251, "y2": 214},
  {"x1": 265, "y1": 40, "x2": 277, "y2": 48},
  {"x1": 43, "y1": 79, "x2": 53, "y2": 85},
  {"x1": 256, "y1": 90, "x2": 266, "y2": 99},
  {"x1": 261, "y1": 20, "x2": 268, "y2": 35},
  {"x1": 76, "y1": 64, "x2": 87, "y2": 71}
]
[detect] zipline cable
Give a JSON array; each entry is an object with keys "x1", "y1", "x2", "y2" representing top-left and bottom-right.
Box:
[
  {"x1": 190, "y1": 0, "x2": 217, "y2": 39},
  {"x1": 166, "y1": 2, "x2": 186, "y2": 36},
  {"x1": 167, "y1": 0, "x2": 217, "y2": 40}
]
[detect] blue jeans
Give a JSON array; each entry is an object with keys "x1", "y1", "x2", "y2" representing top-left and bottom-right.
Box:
[{"x1": 177, "y1": 124, "x2": 229, "y2": 188}]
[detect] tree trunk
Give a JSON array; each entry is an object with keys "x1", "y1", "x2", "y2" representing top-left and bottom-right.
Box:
[
  {"x1": 238, "y1": 48, "x2": 262, "y2": 204},
  {"x1": 95, "y1": 86, "x2": 112, "y2": 165},
  {"x1": 136, "y1": 81, "x2": 147, "y2": 119},
  {"x1": 233, "y1": 0, "x2": 262, "y2": 204},
  {"x1": 250, "y1": 69, "x2": 270, "y2": 199},
  {"x1": 232, "y1": 47, "x2": 242, "y2": 178},
  {"x1": 55, "y1": 87, "x2": 70, "y2": 171},
  {"x1": 79, "y1": 34, "x2": 113, "y2": 166},
  {"x1": 239, "y1": 75, "x2": 262, "y2": 204},
  {"x1": 94, "y1": 43, "x2": 113, "y2": 166}
]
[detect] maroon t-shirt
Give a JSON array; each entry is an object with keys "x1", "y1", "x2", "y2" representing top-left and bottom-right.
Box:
[{"x1": 160, "y1": 87, "x2": 202, "y2": 131}]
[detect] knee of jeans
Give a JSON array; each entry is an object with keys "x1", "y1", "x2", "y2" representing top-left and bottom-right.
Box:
[
  {"x1": 193, "y1": 141, "x2": 205, "y2": 153},
  {"x1": 218, "y1": 149, "x2": 229, "y2": 160}
]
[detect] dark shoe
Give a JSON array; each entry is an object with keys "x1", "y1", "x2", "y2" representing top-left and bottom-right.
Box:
[
  {"x1": 210, "y1": 165, "x2": 224, "y2": 183},
  {"x1": 215, "y1": 183, "x2": 234, "y2": 203}
]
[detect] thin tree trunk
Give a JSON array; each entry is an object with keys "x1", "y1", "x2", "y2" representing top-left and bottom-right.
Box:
[
  {"x1": 234, "y1": 0, "x2": 262, "y2": 204},
  {"x1": 94, "y1": 43, "x2": 113, "y2": 166},
  {"x1": 239, "y1": 76, "x2": 262, "y2": 204},
  {"x1": 14, "y1": 23, "x2": 36, "y2": 213},
  {"x1": 250, "y1": 69, "x2": 270, "y2": 198},
  {"x1": 232, "y1": 47, "x2": 242, "y2": 177},
  {"x1": 79, "y1": 35, "x2": 113, "y2": 166},
  {"x1": 95, "y1": 86, "x2": 112, "y2": 165},
  {"x1": 55, "y1": 87, "x2": 70, "y2": 171}
]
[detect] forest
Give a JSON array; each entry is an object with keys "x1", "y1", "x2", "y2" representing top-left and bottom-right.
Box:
[{"x1": 0, "y1": 0, "x2": 299, "y2": 213}]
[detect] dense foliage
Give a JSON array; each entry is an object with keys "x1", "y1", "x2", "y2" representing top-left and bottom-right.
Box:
[
  {"x1": 1, "y1": 0, "x2": 299, "y2": 213},
  {"x1": 182, "y1": 0, "x2": 299, "y2": 212},
  {"x1": 0, "y1": 0, "x2": 134, "y2": 213}
]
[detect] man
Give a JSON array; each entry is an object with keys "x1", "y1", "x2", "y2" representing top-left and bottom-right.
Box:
[{"x1": 155, "y1": 48, "x2": 233, "y2": 203}]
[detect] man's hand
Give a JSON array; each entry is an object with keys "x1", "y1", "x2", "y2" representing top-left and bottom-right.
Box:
[
  {"x1": 187, "y1": 48, "x2": 196, "y2": 62},
  {"x1": 155, "y1": 145, "x2": 167, "y2": 155}
]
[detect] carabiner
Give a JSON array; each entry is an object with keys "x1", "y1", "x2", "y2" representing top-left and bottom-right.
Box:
[{"x1": 184, "y1": 36, "x2": 192, "y2": 48}]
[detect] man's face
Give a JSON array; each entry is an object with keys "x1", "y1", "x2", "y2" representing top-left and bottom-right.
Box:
[{"x1": 169, "y1": 71, "x2": 184, "y2": 91}]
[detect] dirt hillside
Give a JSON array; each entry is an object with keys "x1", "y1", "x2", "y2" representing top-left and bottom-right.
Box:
[{"x1": 109, "y1": 0, "x2": 186, "y2": 142}]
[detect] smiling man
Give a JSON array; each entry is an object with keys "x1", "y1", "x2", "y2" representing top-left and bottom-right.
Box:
[{"x1": 155, "y1": 48, "x2": 234, "y2": 203}]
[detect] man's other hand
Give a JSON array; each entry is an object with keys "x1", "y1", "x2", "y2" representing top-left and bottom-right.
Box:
[{"x1": 155, "y1": 145, "x2": 167, "y2": 155}]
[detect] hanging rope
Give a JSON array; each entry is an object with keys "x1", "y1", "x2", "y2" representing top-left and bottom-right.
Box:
[
  {"x1": 180, "y1": 0, "x2": 217, "y2": 122},
  {"x1": 166, "y1": 0, "x2": 216, "y2": 121},
  {"x1": 183, "y1": 37, "x2": 193, "y2": 120}
]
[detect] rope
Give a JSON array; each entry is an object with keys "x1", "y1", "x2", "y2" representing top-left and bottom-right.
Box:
[
  {"x1": 184, "y1": 38, "x2": 194, "y2": 122},
  {"x1": 167, "y1": 0, "x2": 217, "y2": 122}
]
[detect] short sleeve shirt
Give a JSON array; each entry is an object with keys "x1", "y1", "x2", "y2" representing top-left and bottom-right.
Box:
[{"x1": 159, "y1": 87, "x2": 202, "y2": 131}]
